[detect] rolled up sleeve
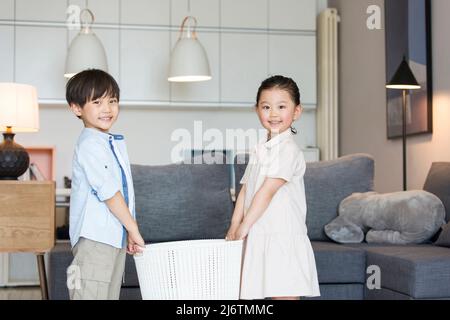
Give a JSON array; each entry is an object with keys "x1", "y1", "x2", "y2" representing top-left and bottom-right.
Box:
[{"x1": 78, "y1": 139, "x2": 121, "y2": 201}]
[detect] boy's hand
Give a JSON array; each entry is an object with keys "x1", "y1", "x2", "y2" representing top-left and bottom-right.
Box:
[{"x1": 127, "y1": 228, "x2": 145, "y2": 255}]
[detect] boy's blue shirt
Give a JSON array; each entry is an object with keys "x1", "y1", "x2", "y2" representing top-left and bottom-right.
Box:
[{"x1": 69, "y1": 127, "x2": 136, "y2": 249}]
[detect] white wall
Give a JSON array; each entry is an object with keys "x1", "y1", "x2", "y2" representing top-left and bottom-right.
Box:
[
  {"x1": 330, "y1": 0, "x2": 450, "y2": 192},
  {"x1": 1, "y1": 0, "x2": 320, "y2": 188}
]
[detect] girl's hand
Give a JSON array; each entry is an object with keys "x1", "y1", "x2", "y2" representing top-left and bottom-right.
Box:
[
  {"x1": 235, "y1": 222, "x2": 251, "y2": 240},
  {"x1": 225, "y1": 222, "x2": 240, "y2": 241},
  {"x1": 127, "y1": 228, "x2": 145, "y2": 255}
]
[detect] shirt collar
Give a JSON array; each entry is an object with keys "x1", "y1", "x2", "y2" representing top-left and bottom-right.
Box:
[
  {"x1": 263, "y1": 129, "x2": 293, "y2": 149},
  {"x1": 82, "y1": 127, "x2": 124, "y2": 141}
]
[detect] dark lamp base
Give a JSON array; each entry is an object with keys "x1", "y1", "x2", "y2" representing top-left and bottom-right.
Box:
[{"x1": 0, "y1": 132, "x2": 30, "y2": 180}]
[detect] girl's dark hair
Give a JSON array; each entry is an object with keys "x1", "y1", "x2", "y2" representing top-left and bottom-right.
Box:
[
  {"x1": 256, "y1": 75, "x2": 301, "y2": 134},
  {"x1": 66, "y1": 69, "x2": 120, "y2": 107}
]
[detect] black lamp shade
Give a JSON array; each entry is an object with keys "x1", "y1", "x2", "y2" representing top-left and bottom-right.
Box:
[
  {"x1": 386, "y1": 57, "x2": 421, "y2": 89},
  {"x1": 0, "y1": 132, "x2": 30, "y2": 180}
]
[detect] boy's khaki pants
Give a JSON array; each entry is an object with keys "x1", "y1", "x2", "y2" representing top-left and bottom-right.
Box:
[{"x1": 67, "y1": 237, "x2": 126, "y2": 300}]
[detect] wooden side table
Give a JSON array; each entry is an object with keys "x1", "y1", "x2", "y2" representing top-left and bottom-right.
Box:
[{"x1": 0, "y1": 181, "x2": 55, "y2": 300}]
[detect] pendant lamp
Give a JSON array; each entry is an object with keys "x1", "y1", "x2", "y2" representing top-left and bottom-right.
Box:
[
  {"x1": 168, "y1": 16, "x2": 211, "y2": 82},
  {"x1": 64, "y1": 9, "x2": 108, "y2": 78}
]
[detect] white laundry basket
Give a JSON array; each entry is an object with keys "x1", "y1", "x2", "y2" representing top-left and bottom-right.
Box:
[{"x1": 134, "y1": 239, "x2": 243, "y2": 300}]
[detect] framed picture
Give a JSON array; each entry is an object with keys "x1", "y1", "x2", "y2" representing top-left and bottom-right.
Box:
[{"x1": 385, "y1": 0, "x2": 432, "y2": 139}]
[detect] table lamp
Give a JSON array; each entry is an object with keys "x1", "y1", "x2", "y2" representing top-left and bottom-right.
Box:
[
  {"x1": 0, "y1": 83, "x2": 39, "y2": 180},
  {"x1": 386, "y1": 57, "x2": 421, "y2": 191}
]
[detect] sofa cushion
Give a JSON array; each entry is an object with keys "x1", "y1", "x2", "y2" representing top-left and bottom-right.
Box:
[
  {"x1": 325, "y1": 190, "x2": 446, "y2": 244},
  {"x1": 423, "y1": 162, "x2": 450, "y2": 223},
  {"x1": 132, "y1": 163, "x2": 233, "y2": 243},
  {"x1": 304, "y1": 154, "x2": 374, "y2": 240},
  {"x1": 235, "y1": 154, "x2": 375, "y2": 241},
  {"x1": 365, "y1": 287, "x2": 450, "y2": 300},
  {"x1": 435, "y1": 222, "x2": 450, "y2": 248},
  {"x1": 49, "y1": 242, "x2": 73, "y2": 300},
  {"x1": 311, "y1": 241, "x2": 366, "y2": 284},
  {"x1": 349, "y1": 244, "x2": 450, "y2": 299},
  {"x1": 305, "y1": 284, "x2": 364, "y2": 300}
]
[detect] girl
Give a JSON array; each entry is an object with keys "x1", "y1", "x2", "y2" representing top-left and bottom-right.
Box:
[{"x1": 226, "y1": 75, "x2": 320, "y2": 300}]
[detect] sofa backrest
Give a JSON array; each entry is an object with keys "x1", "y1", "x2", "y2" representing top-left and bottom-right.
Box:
[
  {"x1": 234, "y1": 153, "x2": 375, "y2": 241},
  {"x1": 131, "y1": 162, "x2": 233, "y2": 243},
  {"x1": 423, "y1": 162, "x2": 450, "y2": 223}
]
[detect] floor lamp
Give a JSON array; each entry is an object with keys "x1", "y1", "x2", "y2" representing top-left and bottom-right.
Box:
[{"x1": 386, "y1": 57, "x2": 421, "y2": 191}]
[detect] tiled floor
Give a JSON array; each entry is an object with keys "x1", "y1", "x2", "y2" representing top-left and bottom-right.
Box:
[{"x1": 0, "y1": 287, "x2": 41, "y2": 300}]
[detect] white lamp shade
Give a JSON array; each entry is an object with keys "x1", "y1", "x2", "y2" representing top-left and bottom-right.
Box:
[
  {"x1": 0, "y1": 83, "x2": 39, "y2": 132},
  {"x1": 64, "y1": 31, "x2": 108, "y2": 78},
  {"x1": 168, "y1": 38, "x2": 212, "y2": 82}
]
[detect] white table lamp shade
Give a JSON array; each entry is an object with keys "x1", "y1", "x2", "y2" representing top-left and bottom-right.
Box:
[
  {"x1": 64, "y1": 31, "x2": 108, "y2": 78},
  {"x1": 0, "y1": 83, "x2": 39, "y2": 132}
]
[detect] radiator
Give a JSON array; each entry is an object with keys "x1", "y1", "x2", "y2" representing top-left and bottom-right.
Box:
[{"x1": 317, "y1": 8, "x2": 340, "y2": 161}]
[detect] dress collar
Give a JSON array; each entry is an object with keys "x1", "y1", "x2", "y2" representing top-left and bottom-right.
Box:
[
  {"x1": 82, "y1": 127, "x2": 124, "y2": 141},
  {"x1": 263, "y1": 129, "x2": 293, "y2": 149}
]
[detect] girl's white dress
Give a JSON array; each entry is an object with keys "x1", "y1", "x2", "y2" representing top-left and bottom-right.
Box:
[{"x1": 239, "y1": 130, "x2": 320, "y2": 299}]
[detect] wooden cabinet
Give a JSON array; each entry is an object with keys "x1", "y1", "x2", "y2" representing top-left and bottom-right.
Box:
[
  {"x1": 0, "y1": 147, "x2": 55, "y2": 290},
  {"x1": 0, "y1": 181, "x2": 55, "y2": 252},
  {"x1": 0, "y1": 181, "x2": 55, "y2": 299}
]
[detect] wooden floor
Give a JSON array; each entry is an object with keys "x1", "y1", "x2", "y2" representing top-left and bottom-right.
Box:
[{"x1": 0, "y1": 286, "x2": 42, "y2": 300}]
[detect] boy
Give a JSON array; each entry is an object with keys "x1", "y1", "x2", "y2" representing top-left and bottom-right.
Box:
[{"x1": 66, "y1": 69, "x2": 145, "y2": 300}]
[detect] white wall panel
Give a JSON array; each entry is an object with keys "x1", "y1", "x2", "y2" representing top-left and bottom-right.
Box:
[
  {"x1": 15, "y1": 26, "x2": 66, "y2": 99},
  {"x1": 120, "y1": 29, "x2": 170, "y2": 101},
  {"x1": 0, "y1": 26, "x2": 14, "y2": 82},
  {"x1": 221, "y1": 33, "x2": 268, "y2": 103}
]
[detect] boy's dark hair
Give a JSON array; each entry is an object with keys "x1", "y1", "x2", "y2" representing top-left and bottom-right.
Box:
[
  {"x1": 66, "y1": 69, "x2": 120, "y2": 108},
  {"x1": 256, "y1": 75, "x2": 301, "y2": 134}
]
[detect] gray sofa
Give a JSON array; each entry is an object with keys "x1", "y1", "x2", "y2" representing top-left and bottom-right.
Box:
[{"x1": 48, "y1": 153, "x2": 450, "y2": 300}]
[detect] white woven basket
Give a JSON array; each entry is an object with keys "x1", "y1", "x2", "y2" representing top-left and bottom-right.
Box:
[{"x1": 134, "y1": 239, "x2": 243, "y2": 300}]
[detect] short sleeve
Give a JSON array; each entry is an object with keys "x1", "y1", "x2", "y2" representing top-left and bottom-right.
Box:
[
  {"x1": 77, "y1": 138, "x2": 121, "y2": 201},
  {"x1": 265, "y1": 142, "x2": 304, "y2": 182}
]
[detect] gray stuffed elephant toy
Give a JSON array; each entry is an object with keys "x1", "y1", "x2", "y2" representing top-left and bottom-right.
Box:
[{"x1": 324, "y1": 190, "x2": 446, "y2": 244}]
